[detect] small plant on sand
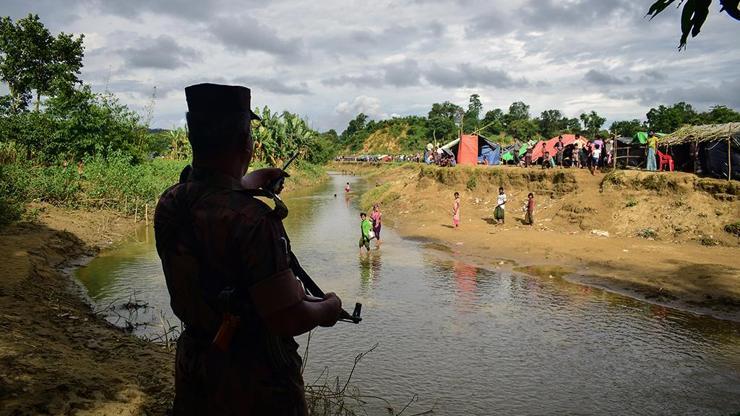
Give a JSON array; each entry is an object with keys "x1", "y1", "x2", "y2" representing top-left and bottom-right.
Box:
[
  {"x1": 625, "y1": 198, "x2": 638, "y2": 208},
  {"x1": 724, "y1": 222, "x2": 740, "y2": 237},
  {"x1": 637, "y1": 228, "x2": 658, "y2": 239},
  {"x1": 466, "y1": 175, "x2": 477, "y2": 191},
  {"x1": 699, "y1": 235, "x2": 720, "y2": 246}
]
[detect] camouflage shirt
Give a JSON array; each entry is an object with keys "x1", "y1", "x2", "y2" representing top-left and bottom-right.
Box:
[{"x1": 154, "y1": 166, "x2": 306, "y2": 415}]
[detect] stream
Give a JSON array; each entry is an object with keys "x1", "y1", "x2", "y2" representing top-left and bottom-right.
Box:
[{"x1": 76, "y1": 173, "x2": 740, "y2": 415}]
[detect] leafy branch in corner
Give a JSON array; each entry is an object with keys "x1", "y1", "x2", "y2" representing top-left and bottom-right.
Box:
[{"x1": 646, "y1": 0, "x2": 739, "y2": 49}]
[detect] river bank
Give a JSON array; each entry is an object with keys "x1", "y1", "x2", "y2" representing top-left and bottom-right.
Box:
[
  {"x1": 0, "y1": 204, "x2": 173, "y2": 415},
  {"x1": 334, "y1": 162, "x2": 740, "y2": 321}
]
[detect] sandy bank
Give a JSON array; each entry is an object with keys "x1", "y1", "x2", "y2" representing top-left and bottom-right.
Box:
[
  {"x1": 0, "y1": 204, "x2": 173, "y2": 415},
  {"x1": 335, "y1": 162, "x2": 740, "y2": 321}
]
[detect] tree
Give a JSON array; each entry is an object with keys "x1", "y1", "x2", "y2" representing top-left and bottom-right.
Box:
[
  {"x1": 505, "y1": 101, "x2": 530, "y2": 125},
  {"x1": 463, "y1": 94, "x2": 482, "y2": 133},
  {"x1": 610, "y1": 119, "x2": 646, "y2": 137},
  {"x1": 646, "y1": 0, "x2": 739, "y2": 50},
  {"x1": 0, "y1": 14, "x2": 84, "y2": 112},
  {"x1": 538, "y1": 109, "x2": 564, "y2": 138},
  {"x1": 646, "y1": 102, "x2": 699, "y2": 133},
  {"x1": 480, "y1": 108, "x2": 505, "y2": 136},
  {"x1": 700, "y1": 105, "x2": 740, "y2": 124},
  {"x1": 507, "y1": 119, "x2": 539, "y2": 140},
  {"x1": 428, "y1": 101, "x2": 463, "y2": 142},
  {"x1": 580, "y1": 111, "x2": 606, "y2": 137}
]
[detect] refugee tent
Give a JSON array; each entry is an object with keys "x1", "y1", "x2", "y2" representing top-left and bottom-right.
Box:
[
  {"x1": 441, "y1": 134, "x2": 500, "y2": 166},
  {"x1": 530, "y1": 134, "x2": 588, "y2": 162},
  {"x1": 660, "y1": 123, "x2": 739, "y2": 180},
  {"x1": 501, "y1": 140, "x2": 535, "y2": 163}
]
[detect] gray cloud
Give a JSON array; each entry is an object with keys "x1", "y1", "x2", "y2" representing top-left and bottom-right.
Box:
[
  {"x1": 119, "y1": 35, "x2": 201, "y2": 69},
  {"x1": 208, "y1": 16, "x2": 303, "y2": 58},
  {"x1": 234, "y1": 77, "x2": 311, "y2": 95},
  {"x1": 312, "y1": 22, "x2": 446, "y2": 57},
  {"x1": 384, "y1": 59, "x2": 423, "y2": 87},
  {"x1": 424, "y1": 64, "x2": 529, "y2": 88},
  {"x1": 321, "y1": 73, "x2": 383, "y2": 87},
  {"x1": 634, "y1": 78, "x2": 740, "y2": 108},
  {"x1": 584, "y1": 69, "x2": 628, "y2": 86},
  {"x1": 521, "y1": 0, "x2": 638, "y2": 29}
]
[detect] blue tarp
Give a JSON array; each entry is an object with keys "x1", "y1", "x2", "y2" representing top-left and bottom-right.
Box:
[{"x1": 479, "y1": 143, "x2": 501, "y2": 165}]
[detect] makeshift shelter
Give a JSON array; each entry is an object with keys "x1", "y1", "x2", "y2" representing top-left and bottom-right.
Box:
[
  {"x1": 441, "y1": 134, "x2": 500, "y2": 166},
  {"x1": 660, "y1": 123, "x2": 739, "y2": 180},
  {"x1": 614, "y1": 136, "x2": 644, "y2": 168},
  {"x1": 530, "y1": 134, "x2": 589, "y2": 165}
]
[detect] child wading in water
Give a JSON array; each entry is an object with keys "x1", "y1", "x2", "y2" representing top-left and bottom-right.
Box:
[
  {"x1": 525, "y1": 193, "x2": 535, "y2": 225},
  {"x1": 359, "y1": 213, "x2": 372, "y2": 254},
  {"x1": 371, "y1": 204, "x2": 382, "y2": 249},
  {"x1": 494, "y1": 187, "x2": 507, "y2": 224},
  {"x1": 452, "y1": 192, "x2": 461, "y2": 229}
]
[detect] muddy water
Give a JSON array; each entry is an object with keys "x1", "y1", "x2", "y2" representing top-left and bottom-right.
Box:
[{"x1": 76, "y1": 174, "x2": 740, "y2": 415}]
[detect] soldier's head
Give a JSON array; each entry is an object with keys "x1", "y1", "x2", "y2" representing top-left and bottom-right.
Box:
[{"x1": 185, "y1": 83, "x2": 261, "y2": 176}]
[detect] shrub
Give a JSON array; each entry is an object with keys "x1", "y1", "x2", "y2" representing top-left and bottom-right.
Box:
[
  {"x1": 724, "y1": 222, "x2": 740, "y2": 237},
  {"x1": 466, "y1": 175, "x2": 478, "y2": 191},
  {"x1": 637, "y1": 228, "x2": 658, "y2": 239},
  {"x1": 625, "y1": 198, "x2": 638, "y2": 207}
]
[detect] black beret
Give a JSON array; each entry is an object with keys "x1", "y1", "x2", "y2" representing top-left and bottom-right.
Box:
[{"x1": 185, "y1": 83, "x2": 261, "y2": 120}]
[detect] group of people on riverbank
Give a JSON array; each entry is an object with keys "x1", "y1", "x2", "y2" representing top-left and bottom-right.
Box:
[{"x1": 452, "y1": 187, "x2": 536, "y2": 229}]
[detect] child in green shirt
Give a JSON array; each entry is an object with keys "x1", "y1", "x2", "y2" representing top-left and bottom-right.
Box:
[{"x1": 359, "y1": 213, "x2": 372, "y2": 253}]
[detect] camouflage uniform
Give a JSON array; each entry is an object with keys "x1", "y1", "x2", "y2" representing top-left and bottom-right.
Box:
[{"x1": 154, "y1": 166, "x2": 307, "y2": 415}]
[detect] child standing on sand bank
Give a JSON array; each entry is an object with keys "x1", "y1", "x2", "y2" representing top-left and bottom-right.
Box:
[
  {"x1": 359, "y1": 213, "x2": 372, "y2": 253},
  {"x1": 494, "y1": 187, "x2": 506, "y2": 224},
  {"x1": 525, "y1": 193, "x2": 535, "y2": 225},
  {"x1": 452, "y1": 192, "x2": 461, "y2": 229}
]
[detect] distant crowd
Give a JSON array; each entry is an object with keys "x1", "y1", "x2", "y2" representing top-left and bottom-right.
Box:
[{"x1": 336, "y1": 131, "x2": 666, "y2": 175}]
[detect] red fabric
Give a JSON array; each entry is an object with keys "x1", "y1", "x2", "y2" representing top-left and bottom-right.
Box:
[
  {"x1": 530, "y1": 134, "x2": 590, "y2": 160},
  {"x1": 457, "y1": 135, "x2": 479, "y2": 166}
]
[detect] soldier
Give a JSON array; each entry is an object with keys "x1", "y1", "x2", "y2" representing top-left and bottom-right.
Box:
[{"x1": 154, "y1": 83, "x2": 343, "y2": 415}]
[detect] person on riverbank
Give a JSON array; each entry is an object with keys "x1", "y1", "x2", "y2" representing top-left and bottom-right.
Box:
[
  {"x1": 154, "y1": 83, "x2": 342, "y2": 416},
  {"x1": 452, "y1": 192, "x2": 461, "y2": 229},
  {"x1": 542, "y1": 151, "x2": 555, "y2": 169},
  {"x1": 554, "y1": 135, "x2": 564, "y2": 167},
  {"x1": 647, "y1": 131, "x2": 658, "y2": 171},
  {"x1": 494, "y1": 187, "x2": 506, "y2": 224},
  {"x1": 359, "y1": 212, "x2": 372, "y2": 253},
  {"x1": 525, "y1": 193, "x2": 535, "y2": 225},
  {"x1": 371, "y1": 204, "x2": 382, "y2": 249}
]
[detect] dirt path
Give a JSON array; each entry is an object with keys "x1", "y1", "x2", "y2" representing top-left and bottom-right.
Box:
[
  {"x1": 0, "y1": 205, "x2": 173, "y2": 415},
  {"x1": 339, "y1": 163, "x2": 740, "y2": 321}
]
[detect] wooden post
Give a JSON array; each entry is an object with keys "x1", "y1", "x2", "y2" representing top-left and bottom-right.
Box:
[
  {"x1": 729, "y1": 130, "x2": 733, "y2": 182},
  {"x1": 145, "y1": 203, "x2": 149, "y2": 226}
]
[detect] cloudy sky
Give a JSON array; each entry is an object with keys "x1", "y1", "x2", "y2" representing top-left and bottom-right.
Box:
[{"x1": 3, "y1": 0, "x2": 739, "y2": 132}]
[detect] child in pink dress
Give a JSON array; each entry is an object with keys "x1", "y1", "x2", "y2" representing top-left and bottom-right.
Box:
[{"x1": 452, "y1": 192, "x2": 461, "y2": 228}]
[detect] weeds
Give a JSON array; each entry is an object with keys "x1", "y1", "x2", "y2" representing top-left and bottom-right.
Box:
[
  {"x1": 625, "y1": 198, "x2": 638, "y2": 208},
  {"x1": 637, "y1": 228, "x2": 658, "y2": 239},
  {"x1": 724, "y1": 222, "x2": 740, "y2": 237}
]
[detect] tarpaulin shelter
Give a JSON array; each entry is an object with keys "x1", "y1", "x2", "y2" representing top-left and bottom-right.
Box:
[
  {"x1": 660, "y1": 123, "x2": 740, "y2": 180},
  {"x1": 530, "y1": 134, "x2": 587, "y2": 160},
  {"x1": 441, "y1": 134, "x2": 500, "y2": 166},
  {"x1": 502, "y1": 140, "x2": 535, "y2": 164}
]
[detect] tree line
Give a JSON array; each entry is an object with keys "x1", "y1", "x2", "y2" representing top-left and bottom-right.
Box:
[{"x1": 337, "y1": 94, "x2": 740, "y2": 154}]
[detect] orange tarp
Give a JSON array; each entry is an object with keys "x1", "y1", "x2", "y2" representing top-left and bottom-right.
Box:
[{"x1": 457, "y1": 135, "x2": 479, "y2": 166}]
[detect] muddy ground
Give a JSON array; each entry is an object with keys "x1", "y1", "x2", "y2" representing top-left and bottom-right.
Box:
[
  {"x1": 0, "y1": 205, "x2": 173, "y2": 416},
  {"x1": 336, "y1": 162, "x2": 740, "y2": 321}
]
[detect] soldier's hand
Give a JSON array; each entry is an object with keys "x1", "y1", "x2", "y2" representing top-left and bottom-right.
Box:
[
  {"x1": 319, "y1": 292, "x2": 343, "y2": 327},
  {"x1": 241, "y1": 168, "x2": 289, "y2": 192}
]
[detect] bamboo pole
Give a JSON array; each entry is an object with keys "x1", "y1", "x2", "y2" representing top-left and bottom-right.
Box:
[
  {"x1": 145, "y1": 203, "x2": 149, "y2": 226},
  {"x1": 729, "y1": 126, "x2": 732, "y2": 182}
]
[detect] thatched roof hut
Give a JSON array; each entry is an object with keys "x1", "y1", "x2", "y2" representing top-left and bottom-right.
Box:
[
  {"x1": 661, "y1": 123, "x2": 740, "y2": 145},
  {"x1": 660, "y1": 122, "x2": 739, "y2": 180}
]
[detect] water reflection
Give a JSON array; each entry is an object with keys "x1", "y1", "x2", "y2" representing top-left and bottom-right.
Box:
[{"x1": 359, "y1": 252, "x2": 382, "y2": 293}]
